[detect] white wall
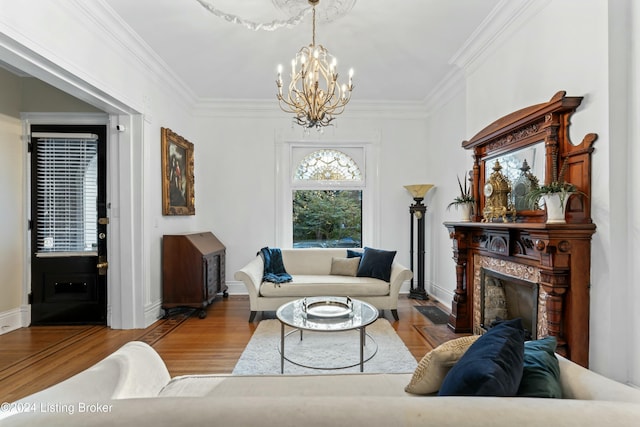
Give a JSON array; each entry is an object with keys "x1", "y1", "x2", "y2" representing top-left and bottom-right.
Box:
[
  {"x1": 190, "y1": 107, "x2": 430, "y2": 292},
  {"x1": 426, "y1": 88, "x2": 471, "y2": 304},
  {"x1": 626, "y1": 0, "x2": 640, "y2": 388},
  {"x1": 0, "y1": 69, "x2": 24, "y2": 332},
  {"x1": 427, "y1": 0, "x2": 637, "y2": 385}
]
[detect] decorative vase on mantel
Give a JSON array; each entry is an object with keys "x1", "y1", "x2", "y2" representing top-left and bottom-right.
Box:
[
  {"x1": 541, "y1": 191, "x2": 572, "y2": 224},
  {"x1": 447, "y1": 174, "x2": 475, "y2": 222},
  {"x1": 458, "y1": 202, "x2": 473, "y2": 222}
]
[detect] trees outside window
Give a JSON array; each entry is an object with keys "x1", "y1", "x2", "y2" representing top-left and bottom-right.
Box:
[
  {"x1": 293, "y1": 190, "x2": 361, "y2": 247},
  {"x1": 292, "y1": 149, "x2": 363, "y2": 248}
]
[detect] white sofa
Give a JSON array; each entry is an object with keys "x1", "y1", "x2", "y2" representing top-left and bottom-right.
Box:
[
  {"x1": 234, "y1": 248, "x2": 413, "y2": 322},
  {"x1": 3, "y1": 341, "x2": 640, "y2": 426}
]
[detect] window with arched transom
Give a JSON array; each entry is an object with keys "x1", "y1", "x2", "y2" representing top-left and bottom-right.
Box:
[{"x1": 292, "y1": 148, "x2": 363, "y2": 248}]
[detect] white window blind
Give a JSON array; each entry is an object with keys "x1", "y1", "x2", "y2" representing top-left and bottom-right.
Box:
[{"x1": 33, "y1": 133, "x2": 98, "y2": 254}]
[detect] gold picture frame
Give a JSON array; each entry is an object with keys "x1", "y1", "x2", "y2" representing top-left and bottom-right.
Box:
[{"x1": 161, "y1": 127, "x2": 195, "y2": 215}]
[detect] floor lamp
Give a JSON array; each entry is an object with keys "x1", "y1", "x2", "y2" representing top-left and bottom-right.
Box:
[{"x1": 404, "y1": 184, "x2": 434, "y2": 300}]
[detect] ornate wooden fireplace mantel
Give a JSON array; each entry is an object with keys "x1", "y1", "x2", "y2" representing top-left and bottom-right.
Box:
[
  {"x1": 444, "y1": 92, "x2": 597, "y2": 368},
  {"x1": 444, "y1": 221, "x2": 595, "y2": 367}
]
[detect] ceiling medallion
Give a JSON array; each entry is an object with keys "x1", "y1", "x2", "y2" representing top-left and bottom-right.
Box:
[
  {"x1": 276, "y1": 0, "x2": 354, "y2": 129},
  {"x1": 272, "y1": 0, "x2": 356, "y2": 23}
]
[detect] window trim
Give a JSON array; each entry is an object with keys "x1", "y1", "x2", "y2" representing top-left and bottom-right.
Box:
[{"x1": 275, "y1": 134, "x2": 380, "y2": 249}]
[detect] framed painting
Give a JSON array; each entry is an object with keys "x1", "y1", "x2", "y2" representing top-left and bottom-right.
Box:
[{"x1": 161, "y1": 127, "x2": 195, "y2": 215}]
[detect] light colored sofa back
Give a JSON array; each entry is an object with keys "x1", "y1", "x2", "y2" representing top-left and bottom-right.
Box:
[
  {"x1": 281, "y1": 248, "x2": 352, "y2": 275},
  {"x1": 557, "y1": 355, "x2": 640, "y2": 403}
]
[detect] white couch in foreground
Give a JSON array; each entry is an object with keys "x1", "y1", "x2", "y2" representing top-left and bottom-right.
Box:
[
  {"x1": 234, "y1": 248, "x2": 412, "y2": 321},
  {"x1": 3, "y1": 341, "x2": 640, "y2": 426}
]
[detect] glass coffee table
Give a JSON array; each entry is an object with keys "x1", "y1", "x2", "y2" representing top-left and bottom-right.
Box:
[{"x1": 275, "y1": 296, "x2": 379, "y2": 373}]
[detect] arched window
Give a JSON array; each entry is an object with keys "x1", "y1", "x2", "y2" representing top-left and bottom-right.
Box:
[
  {"x1": 292, "y1": 149, "x2": 363, "y2": 248},
  {"x1": 295, "y1": 149, "x2": 362, "y2": 181}
]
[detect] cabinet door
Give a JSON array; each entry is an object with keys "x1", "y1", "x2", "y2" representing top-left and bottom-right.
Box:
[{"x1": 203, "y1": 254, "x2": 217, "y2": 300}]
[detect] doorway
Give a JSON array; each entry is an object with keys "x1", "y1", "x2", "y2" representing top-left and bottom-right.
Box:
[{"x1": 29, "y1": 124, "x2": 107, "y2": 325}]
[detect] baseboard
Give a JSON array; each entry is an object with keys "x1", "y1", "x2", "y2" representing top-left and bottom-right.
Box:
[
  {"x1": 144, "y1": 299, "x2": 163, "y2": 327},
  {"x1": 0, "y1": 305, "x2": 29, "y2": 335},
  {"x1": 224, "y1": 281, "x2": 248, "y2": 295},
  {"x1": 425, "y1": 282, "x2": 454, "y2": 307}
]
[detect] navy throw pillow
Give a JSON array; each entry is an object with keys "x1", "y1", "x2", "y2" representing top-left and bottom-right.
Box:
[
  {"x1": 438, "y1": 318, "x2": 525, "y2": 396},
  {"x1": 517, "y1": 336, "x2": 562, "y2": 398},
  {"x1": 356, "y1": 247, "x2": 396, "y2": 282}
]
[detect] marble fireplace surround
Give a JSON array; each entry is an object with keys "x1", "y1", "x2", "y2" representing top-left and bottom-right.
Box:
[{"x1": 474, "y1": 255, "x2": 547, "y2": 340}]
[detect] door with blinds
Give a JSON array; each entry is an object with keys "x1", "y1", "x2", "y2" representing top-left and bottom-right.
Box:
[{"x1": 30, "y1": 124, "x2": 107, "y2": 325}]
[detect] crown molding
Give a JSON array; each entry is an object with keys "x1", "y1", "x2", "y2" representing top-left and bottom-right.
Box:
[
  {"x1": 419, "y1": 0, "x2": 552, "y2": 117},
  {"x1": 448, "y1": 0, "x2": 552, "y2": 74},
  {"x1": 77, "y1": 1, "x2": 196, "y2": 111},
  {"x1": 0, "y1": 0, "x2": 197, "y2": 115},
  {"x1": 422, "y1": 67, "x2": 466, "y2": 115}
]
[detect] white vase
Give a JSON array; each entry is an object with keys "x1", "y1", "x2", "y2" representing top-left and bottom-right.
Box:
[
  {"x1": 541, "y1": 192, "x2": 571, "y2": 224},
  {"x1": 458, "y1": 202, "x2": 473, "y2": 222}
]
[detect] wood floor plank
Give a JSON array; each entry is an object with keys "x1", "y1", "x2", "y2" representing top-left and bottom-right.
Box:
[{"x1": 0, "y1": 295, "x2": 461, "y2": 402}]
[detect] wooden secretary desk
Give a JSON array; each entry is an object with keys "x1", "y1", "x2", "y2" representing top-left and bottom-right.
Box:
[{"x1": 162, "y1": 232, "x2": 227, "y2": 318}]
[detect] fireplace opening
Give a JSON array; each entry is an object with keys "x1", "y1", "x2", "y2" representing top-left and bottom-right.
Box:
[{"x1": 480, "y1": 268, "x2": 538, "y2": 340}]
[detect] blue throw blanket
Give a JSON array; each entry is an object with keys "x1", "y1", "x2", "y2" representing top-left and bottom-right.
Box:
[{"x1": 259, "y1": 247, "x2": 292, "y2": 284}]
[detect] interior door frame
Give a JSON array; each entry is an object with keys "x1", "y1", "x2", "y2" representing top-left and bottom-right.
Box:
[
  {"x1": 22, "y1": 112, "x2": 111, "y2": 325},
  {"x1": 7, "y1": 23, "x2": 151, "y2": 330}
]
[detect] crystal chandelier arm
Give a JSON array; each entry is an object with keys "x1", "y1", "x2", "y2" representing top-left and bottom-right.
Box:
[{"x1": 195, "y1": 0, "x2": 311, "y2": 31}]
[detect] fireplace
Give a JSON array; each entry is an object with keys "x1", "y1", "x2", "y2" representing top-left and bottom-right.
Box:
[
  {"x1": 472, "y1": 255, "x2": 547, "y2": 341},
  {"x1": 443, "y1": 92, "x2": 597, "y2": 367},
  {"x1": 445, "y1": 222, "x2": 594, "y2": 367},
  {"x1": 480, "y1": 268, "x2": 538, "y2": 340}
]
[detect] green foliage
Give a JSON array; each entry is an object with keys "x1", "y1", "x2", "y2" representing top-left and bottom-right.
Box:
[
  {"x1": 524, "y1": 157, "x2": 583, "y2": 210},
  {"x1": 447, "y1": 174, "x2": 475, "y2": 211},
  {"x1": 293, "y1": 190, "x2": 362, "y2": 244}
]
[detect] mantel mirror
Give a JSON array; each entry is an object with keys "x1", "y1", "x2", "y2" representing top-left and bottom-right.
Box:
[
  {"x1": 463, "y1": 91, "x2": 596, "y2": 224},
  {"x1": 484, "y1": 142, "x2": 545, "y2": 212}
]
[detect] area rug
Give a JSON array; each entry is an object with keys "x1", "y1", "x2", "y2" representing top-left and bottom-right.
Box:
[
  {"x1": 414, "y1": 305, "x2": 449, "y2": 324},
  {"x1": 233, "y1": 319, "x2": 417, "y2": 375}
]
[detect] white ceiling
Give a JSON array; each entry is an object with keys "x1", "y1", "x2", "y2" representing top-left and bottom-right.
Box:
[{"x1": 103, "y1": 0, "x2": 501, "y2": 103}]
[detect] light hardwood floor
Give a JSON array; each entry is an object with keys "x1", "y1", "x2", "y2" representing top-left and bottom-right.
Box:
[{"x1": 0, "y1": 295, "x2": 461, "y2": 402}]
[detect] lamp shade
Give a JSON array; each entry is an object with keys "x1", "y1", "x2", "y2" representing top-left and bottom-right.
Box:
[{"x1": 404, "y1": 184, "x2": 434, "y2": 199}]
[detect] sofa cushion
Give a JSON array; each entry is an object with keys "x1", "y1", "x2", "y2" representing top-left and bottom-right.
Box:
[
  {"x1": 438, "y1": 318, "x2": 525, "y2": 396},
  {"x1": 161, "y1": 373, "x2": 413, "y2": 398},
  {"x1": 405, "y1": 335, "x2": 479, "y2": 395},
  {"x1": 280, "y1": 248, "x2": 348, "y2": 275},
  {"x1": 259, "y1": 275, "x2": 389, "y2": 298},
  {"x1": 517, "y1": 336, "x2": 562, "y2": 398},
  {"x1": 356, "y1": 247, "x2": 396, "y2": 282},
  {"x1": 330, "y1": 257, "x2": 360, "y2": 276}
]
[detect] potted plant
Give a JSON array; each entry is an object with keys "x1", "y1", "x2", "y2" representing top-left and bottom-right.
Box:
[
  {"x1": 525, "y1": 156, "x2": 582, "y2": 223},
  {"x1": 447, "y1": 174, "x2": 475, "y2": 222}
]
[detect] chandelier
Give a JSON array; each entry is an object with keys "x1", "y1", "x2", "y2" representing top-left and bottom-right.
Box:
[{"x1": 276, "y1": 0, "x2": 354, "y2": 129}]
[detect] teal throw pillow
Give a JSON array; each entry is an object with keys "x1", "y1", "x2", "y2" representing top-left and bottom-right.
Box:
[
  {"x1": 438, "y1": 318, "x2": 525, "y2": 396},
  {"x1": 517, "y1": 336, "x2": 562, "y2": 398},
  {"x1": 356, "y1": 247, "x2": 396, "y2": 282}
]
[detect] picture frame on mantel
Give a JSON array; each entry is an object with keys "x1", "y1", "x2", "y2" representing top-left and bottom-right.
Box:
[{"x1": 161, "y1": 127, "x2": 195, "y2": 215}]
